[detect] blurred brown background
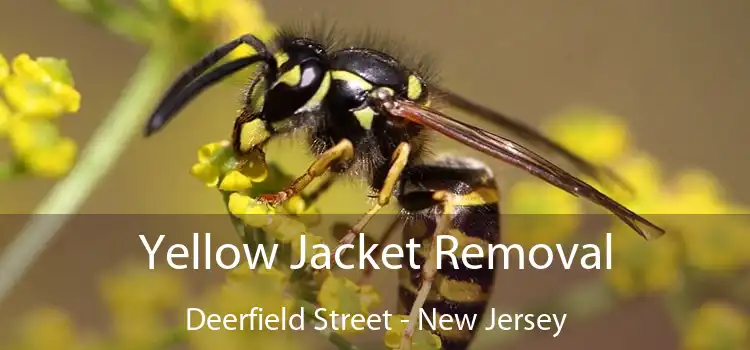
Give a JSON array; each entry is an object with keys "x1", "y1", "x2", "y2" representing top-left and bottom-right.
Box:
[{"x1": 1, "y1": 0, "x2": 748, "y2": 349}]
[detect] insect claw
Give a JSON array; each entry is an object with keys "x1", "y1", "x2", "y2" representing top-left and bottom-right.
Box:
[{"x1": 252, "y1": 191, "x2": 282, "y2": 208}]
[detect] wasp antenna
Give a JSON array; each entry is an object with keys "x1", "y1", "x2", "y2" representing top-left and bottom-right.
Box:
[
  {"x1": 145, "y1": 56, "x2": 270, "y2": 136},
  {"x1": 144, "y1": 34, "x2": 276, "y2": 136}
]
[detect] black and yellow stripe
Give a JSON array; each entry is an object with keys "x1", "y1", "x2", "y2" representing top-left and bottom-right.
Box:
[{"x1": 397, "y1": 157, "x2": 500, "y2": 350}]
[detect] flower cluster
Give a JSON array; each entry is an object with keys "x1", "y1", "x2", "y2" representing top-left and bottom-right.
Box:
[
  {"x1": 684, "y1": 300, "x2": 749, "y2": 350},
  {"x1": 57, "y1": 0, "x2": 277, "y2": 69},
  {"x1": 100, "y1": 264, "x2": 186, "y2": 349},
  {"x1": 525, "y1": 107, "x2": 750, "y2": 349},
  {"x1": 169, "y1": 0, "x2": 277, "y2": 59},
  {"x1": 190, "y1": 140, "x2": 268, "y2": 191},
  {"x1": 504, "y1": 107, "x2": 750, "y2": 296},
  {"x1": 316, "y1": 275, "x2": 381, "y2": 334},
  {"x1": 188, "y1": 265, "x2": 301, "y2": 350},
  {"x1": 10, "y1": 308, "x2": 87, "y2": 350},
  {"x1": 0, "y1": 53, "x2": 80, "y2": 179},
  {"x1": 188, "y1": 139, "x2": 386, "y2": 343},
  {"x1": 504, "y1": 179, "x2": 583, "y2": 248},
  {"x1": 503, "y1": 108, "x2": 632, "y2": 247}
]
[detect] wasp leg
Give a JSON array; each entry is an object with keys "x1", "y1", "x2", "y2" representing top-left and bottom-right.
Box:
[
  {"x1": 301, "y1": 173, "x2": 339, "y2": 208},
  {"x1": 259, "y1": 139, "x2": 354, "y2": 205},
  {"x1": 401, "y1": 190, "x2": 456, "y2": 350},
  {"x1": 335, "y1": 142, "x2": 411, "y2": 247}
]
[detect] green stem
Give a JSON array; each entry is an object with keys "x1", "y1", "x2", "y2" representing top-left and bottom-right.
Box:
[{"x1": 0, "y1": 49, "x2": 174, "y2": 305}]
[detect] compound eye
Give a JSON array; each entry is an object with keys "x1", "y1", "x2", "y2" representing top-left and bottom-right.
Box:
[{"x1": 262, "y1": 60, "x2": 327, "y2": 122}]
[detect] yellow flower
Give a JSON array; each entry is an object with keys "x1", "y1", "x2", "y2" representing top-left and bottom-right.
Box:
[
  {"x1": 226, "y1": 190, "x2": 313, "y2": 245},
  {"x1": 282, "y1": 195, "x2": 323, "y2": 227},
  {"x1": 582, "y1": 154, "x2": 670, "y2": 243},
  {"x1": 7, "y1": 117, "x2": 50, "y2": 154},
  {"x1": 605, "y1": 153, "x2": 664, "y2": 207},
  {"x1": 505, "y1": 180, "x2": 582, "y2": 247},
  {"x1": 227, "y1": 192, "x2": 253, "y2": 214},
  {"x1": 218, "y1": 154, "x2": 268, "y2": 190},
  {"x1": 100, "y1": 263, "x2": 185, "y2": 316},
  {"x1": 257, "y1": 265, "x2": 290, "y2": 284},
  {"x1": 384, "y1": 315, "x2": 442, "y2": 350},
  {"x1": 543, "y1": 107, "x2": 630, "y2": 164},
  {"x1": 683, "y1": 301, "x2": 749, "y2": 350},
  {"x1": 267, "y1": 215, "x2": 307, "y2": 243},
  {"x1": 22, "y1": 136, "x2": 77, "y2": 177},
  {"x1": 99, "y1": 264, "x2": 185, "y2": 348},
  {"x1": 603, "y1": 226, "x2": 681, "y2": 297},
  {"x1": 0, "y1": 98, "x2": 11, "y2": 135},
  {"x1": 0, "y1": 53, "x2": 8, "y2": 84},
  {"x1": 227, "y1": 192, "x2": 276, "y2": 226},
  {"x1": 7, "y1": 118, "x2": 78, "y2": 177},
  {"x1": 17, "y1": 308, "x2": 78, "y2": 350},
  {"x1": 680, "y1": 215, "x2": 750, "y2": 271},
  {"x1": 8, "y1": 307, "x2": 105, "y2": 350},
  {"x1": 317, "y1": 275, "x2": 381, "y2": 334},
  {"x1": 0, "y1": 53, "x2": 81, "y2": 178},
  {"x1": 274, "y1": 195, "x2": 321, "y2": 228},
  {"x1": 4, "y1": 54, "x2": 80, "y2": 118},
  {"x1": 191, "y1": 161, "x2": 221, "y2": 186},
  {"x1": 507, "y1": 180, "x2": 582, "y2": 215},
  {"x1": 190, "y1": 141, "x2": 267, "y2": 190},
  {"x1": 168, "y1": 0, "x2": 277, "y2": 61},
  {"x1": 666, "y1": 170, "x2": 730, "y2": 214},
  {"x1": 111, "y1": 313, "x2": 165, "y2": 349},
  {"x1": 190, "y1": 141, "x2": 228, "y2": 187},
  {"x1": 197, "y1": 141, "x2": 225, "y2": 162},
  {"x1": 169, "y1": 0, "x2": 227, "y2": 22},
  {"x1": 609, "y1": 156, "x2": 734, "y2": 215},
  {"x1": 633, "y1": 169, "x2": 750, "y2": 270},
  {"x1": 283, "y1": 196, "x2": 307, "y2": 215},
  {"x1": 189, "y1": 324, "x2": 299, "y2": 350},
  {"x1": 215, "y1": 0, "x2": 277, "y2": 60},
  {"x1": 187, "y1": 268, "x2": 299, "y2": 350},
  {"x1": 219, "y1": 170, "x2": 254, "y2": 191},
  {"x1": 595, "y1": 154, "x2": 749, "y2": 276}
]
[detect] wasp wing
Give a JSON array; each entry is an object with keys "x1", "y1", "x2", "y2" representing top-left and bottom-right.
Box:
[
  {"x1": 382, "y1": 98, "x2": 665, "y2": 240},
  {"x1": 433, "y1": 87, "x2": 633, "y2": 194}
]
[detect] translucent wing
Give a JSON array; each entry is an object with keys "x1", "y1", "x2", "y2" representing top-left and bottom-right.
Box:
[
  {"x1": 379, "y1": 96, "x2": 665, "y2": 239},
  {"x1": 434, "y1": 87, "x2": 633, "y2": 194}
]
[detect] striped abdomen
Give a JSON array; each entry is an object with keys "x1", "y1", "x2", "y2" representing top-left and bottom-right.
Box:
[{"x1": 397, "y1": 157, "x2": 500, "y2": 350}]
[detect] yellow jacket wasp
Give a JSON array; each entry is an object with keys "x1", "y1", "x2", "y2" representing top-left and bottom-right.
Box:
[{"x1": 144, "y1": 24, "x2": 665, "y2": 350}]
